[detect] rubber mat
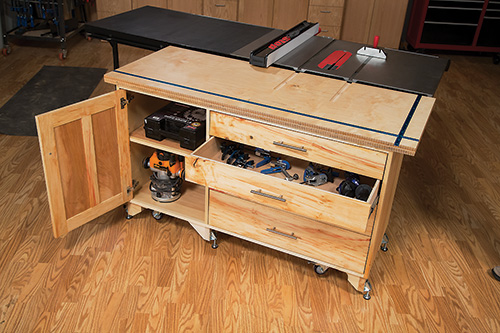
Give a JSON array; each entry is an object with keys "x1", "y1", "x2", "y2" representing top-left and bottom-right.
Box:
[{"x1": 0, "y1": 66, "x2": 107, "y2": 136}]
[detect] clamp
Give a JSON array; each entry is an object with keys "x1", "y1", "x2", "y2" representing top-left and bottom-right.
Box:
[
  {"x1": 261, "y1": 159, "x2": 298, "y2": 181},
  {"x1": 255, "y1": 148, "x2": 272, "y2": 168}
]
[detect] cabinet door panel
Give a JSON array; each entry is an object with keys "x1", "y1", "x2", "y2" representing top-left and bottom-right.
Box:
[
  {"x1": 272, "y1": 0, "x2": 309, "y2": 29},
  {"x1": 168, "y1": 0, "x2": 203, "y2": 15},
  {"x1": 238, "y1": 0, "x2": 274, "y2": 27},
  {"x1": 36, "y1": 91, "x2": 132, "y2": 238},
  {"x1": 203, "y1": 0, "x2": 238, "y2": 20}
]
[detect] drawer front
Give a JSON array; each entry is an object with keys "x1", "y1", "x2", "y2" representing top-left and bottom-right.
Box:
[
  {"x1": 308, "y1": 6, "x2": 343, "y2": 27},
  {"x1": 209, "y1": 191, "x2": 370, "y2": 274},
  {"x1": 210, "y1": 112, "x2": 387, "y2": 180},
  {"x1": 317, "y1": 25, "x2": 341, "y2": 39},
  {"x1": 186, "y1": 138, "x2": 377, "y2": 234},
  {"x1": 309, "y1": 0, "x2": 344, "y2": 6}
]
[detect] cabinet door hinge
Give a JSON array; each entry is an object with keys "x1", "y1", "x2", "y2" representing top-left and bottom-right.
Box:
[
  {"x1": 127, "y1": 180, "x2": 139, "y2": 194},
  {"x1": 120, "y1": 94, "x2": 135, "y2": 109}
]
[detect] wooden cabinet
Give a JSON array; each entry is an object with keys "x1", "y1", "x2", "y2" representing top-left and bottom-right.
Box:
[
  {"x1": 272, "y1": 0, "x2": 310, "y2": 29},
  {"x1": 341, "y1": 0, "x2": 409, "y2": 48},
  {"x1": 238, "y1": 0, "x2": 274, "y2": 26},
  {"x1": 36, "y1": 46, "x2": 435, "y2": 296},
  {"x1": 96, "y1": 0, "x2": 132, "y2": 19},
  {"x1": 133, "y1": 0, "x2": 167, "y2": 10},
  {"x1": 203, "y1": 0, "x2": 238, "y2": 20},
  {"x1": 167, "y1": 0, "x2": 203, "y2": 14},
  {"x1": 308, "y1": 0, "x2": 344, "y2": 39}
]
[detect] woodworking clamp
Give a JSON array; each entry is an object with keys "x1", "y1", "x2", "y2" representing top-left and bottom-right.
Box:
[{"x1": 261, "y1": 159, "x2": 298, "y2": 181}]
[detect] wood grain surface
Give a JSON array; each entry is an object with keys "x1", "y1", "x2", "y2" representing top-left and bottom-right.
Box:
[
  {"x1": 104, "y1": 47, "x2": 436, "y2": 155},
  {"x1": 1, "y1": 37, "x2": 500, "y2": 332}
]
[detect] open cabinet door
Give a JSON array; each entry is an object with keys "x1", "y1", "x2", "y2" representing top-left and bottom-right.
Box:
[{"x1": 36, "y1": 90, "x2": 132, "y2": 238}]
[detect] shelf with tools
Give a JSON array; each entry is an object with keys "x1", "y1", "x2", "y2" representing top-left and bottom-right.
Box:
[
  {"x1": 125, "y1": 94, "x2": 209, "y2": 225},
  {"x1": 129, "y1": 127, "x2": 196, "y2": 157},
  {"x1": 3, "y1": 0, "x2": 90, "y2": 59}
]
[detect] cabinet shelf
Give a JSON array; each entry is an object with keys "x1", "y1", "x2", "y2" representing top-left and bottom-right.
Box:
[
  {"x1": 129, "y1": 127, "x2": 198, "y2": 157},
  {"x1": 130, "y1": 181, "x2": 206, "y2": 224},
  {"x1": 407, "y1": 0, "x2": 500, "y2": 52}
]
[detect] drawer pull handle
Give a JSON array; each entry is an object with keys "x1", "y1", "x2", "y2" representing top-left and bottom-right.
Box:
[
  {"x1": 215, "y1": 4, "x2": 226, "y2": 7},
  {"x1": 273, "y1": 141, "x2": 307, "y2": 152},
  {"x1": 250, "y1": 189, "x2": 286, "y2": 202},
  {"x1": 320, "y1": 10, "x2": 331, "y2": 13},
  {"x1": 266, "y1": 227, "x2": 297, "y2": 240}
]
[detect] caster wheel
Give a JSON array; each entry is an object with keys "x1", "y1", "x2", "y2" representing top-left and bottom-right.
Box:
[
  {"x1": 363, "y1": 293, "x2": 371, "y2": 300},
  {"x1": 152, "y1": 211, "x2": 163, "y2": 220},
  {"x1": 381, "y1": 245, "x2": 388, "y2": 252},
  {"x1": 2, "y1": 45, "x2": 11, "y2": 56},
  {"x1": 313, "y1": 264, "x2": 328, "y2": 275},
  {"x1": 59, "y1": 49, "x2": 67, "y2": 60},
  {"x1": 211, "y1": 243, "x2": 219, "y2": 249},
  {"x1": 126, "y1": 215, "x2": 133, "y2": 220}
]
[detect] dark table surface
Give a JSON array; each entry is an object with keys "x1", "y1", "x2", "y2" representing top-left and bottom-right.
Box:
[{"x1": 85, "y1": 6, "x2": 449, "y2": 97}]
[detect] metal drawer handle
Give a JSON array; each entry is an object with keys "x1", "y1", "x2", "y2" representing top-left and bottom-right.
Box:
[
  {"x1": 272, "y1": 141, "x2": 307, "y2": 152},
  {"x1": 266, "y1": 227, "x2": 297, "y2": 240},
  {"x1": 320, "y1": 10, "x2": 331, "y2": 13},
  {"x1": 251, "y1": 189, "x2": 286, "y2": 202},
  {"x1": 215, "y1": 4, "x2": 226, "y2": 7}
]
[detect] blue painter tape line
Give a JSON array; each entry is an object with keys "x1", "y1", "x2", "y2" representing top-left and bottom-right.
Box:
[
  {"x1": 115, "y1": 70, "x2": 420, "y2": 144},
  {"x1": 394, "y1": 95, "x2": 422, "y2": 146}
]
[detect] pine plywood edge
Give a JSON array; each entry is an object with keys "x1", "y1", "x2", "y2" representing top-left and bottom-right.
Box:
[
  {"x1": 131, "y1": 181, "x2": 206, "y2": 224},
  {"x1": 104, "y1": 47, "x2": 436, "y2": 156}
]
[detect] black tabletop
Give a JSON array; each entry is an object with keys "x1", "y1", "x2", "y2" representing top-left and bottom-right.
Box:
[{"x1": 85, "y1": 6, "x2": 449, "y2": 96}]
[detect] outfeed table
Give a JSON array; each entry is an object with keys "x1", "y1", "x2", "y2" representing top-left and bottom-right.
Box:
[{"x1": 36, "y1": 45, "x2": 442, "y2": 298}]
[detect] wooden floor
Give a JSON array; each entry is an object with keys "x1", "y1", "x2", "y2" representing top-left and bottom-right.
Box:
[{"x1": 1, "y1": 36, "x2": 500, "y2": 332}]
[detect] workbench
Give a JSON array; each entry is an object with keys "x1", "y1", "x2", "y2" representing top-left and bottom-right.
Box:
[{"x1": 36, "y1": 7, "x2": 447, "y2": 298}]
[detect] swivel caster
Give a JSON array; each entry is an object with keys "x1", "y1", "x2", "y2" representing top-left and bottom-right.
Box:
[
  {"x1": 152, "y1": 211, "x2": 163, "y2": 220},
  {"x1": 126, "y1": 214, "x2": 133, "y2": 220},
  {"x1": 59, "y1": 49, "x2": 67, "y2": 60},
  {"x1": 380, "y1": 233, "x2": 389, "y2": 252},
  {"x1": 313, "y1": 264, "x2": 328, "y2": 275},
  {"x1": 2, "y1": 45, "x2": 11, "y2": 56},
  {"x1": 363, "y1": 280, "x2": 372, "y2": 300},
  {"x1": 210, "y1": 231, "x2": 218, "y2": 249}
]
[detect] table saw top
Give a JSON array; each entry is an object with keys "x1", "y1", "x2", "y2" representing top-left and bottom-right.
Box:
[{"x1": 87, "y1": 6, "x2": 448, "y2": 97}]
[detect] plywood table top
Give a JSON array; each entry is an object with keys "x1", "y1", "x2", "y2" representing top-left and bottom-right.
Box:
[{"x1": 105, "y1": 47, "x2": 436, "y2": 155}]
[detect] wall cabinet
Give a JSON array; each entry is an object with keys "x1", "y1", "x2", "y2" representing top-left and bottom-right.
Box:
[{"x1": 36, "y1": 46, "x2": 436, "y2": 297}]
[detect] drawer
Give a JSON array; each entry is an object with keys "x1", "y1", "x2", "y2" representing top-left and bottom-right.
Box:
[
  {"x1": 186, "y1": 137, "x2": 380, "y2": 234},
  {"x1": 210, "y1": 111, "x2": 386, "y2": 180},
  {"x1": 209, "y1": 190, "x2": 370, "y2": 274},
  {"x1": 317, "y1": 25, "x2": 341, "y2": 39},
  {"x1": 308, "y1": 6, "x2": 343, "y2": 27},
  {"x1": 309, "y1": 0, "x2": 344, "y2": 6}
]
